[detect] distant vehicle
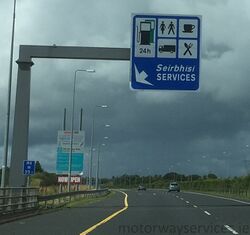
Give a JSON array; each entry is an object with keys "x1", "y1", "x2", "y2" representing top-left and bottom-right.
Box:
[
  {"x1": 168, "y1": 182, "x2": 180, "y2": 192},
  {"x1": 159, "y1": 45, "x2": 176, "y2": 53},
  {"x1": 138, "y1": 185, "x2": 146, "y2": 191}
]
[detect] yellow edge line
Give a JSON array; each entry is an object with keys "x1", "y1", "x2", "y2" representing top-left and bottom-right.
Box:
[{"x1": 79, "y1": 190, "x2": 128, "y2": 235}]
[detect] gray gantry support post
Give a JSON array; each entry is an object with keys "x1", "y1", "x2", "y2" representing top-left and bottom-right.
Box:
[
  {"x1": 9, "y1": 60, "x2": 34, "y2": 186},
  {"x1": 9, "y1": 45, "x2": 130, "y2": 187}
]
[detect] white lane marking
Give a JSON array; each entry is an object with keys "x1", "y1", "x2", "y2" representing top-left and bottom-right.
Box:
[
  {"x1": 224, "y1": 225, "x2": 239, "y2": 234},
  {"x1": 193, "y1": 205, "x2": 198, "y2": 208},
  {"x1": 204, "y1": 210, "x2": 211, "y2": 216},
  {"x1": 185, "y1": 201, "x2": 190, "y2": 204},
  {"x1": 180, "y1": 198, "x2": 184, "y2": 200},
  {"x1": 176, "y1": 196, "x2": 179, "y2": 198},
  {"x1": 185, "y1": 191, "x2": 250, "y2": 205}
]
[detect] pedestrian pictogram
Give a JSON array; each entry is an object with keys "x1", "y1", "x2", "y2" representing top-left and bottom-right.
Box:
[
  {"x1": 168, "y1": 21, "x2": 175, "y2": 35},
  {"x1": 160, "y1": 21, "x2": 166, "y2": 34},
  {"x1": 184, "y1": 43, "x2": 193, "y2": 56}
]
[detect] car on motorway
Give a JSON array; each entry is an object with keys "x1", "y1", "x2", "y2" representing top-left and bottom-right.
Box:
[
  {"x1": 138, "y1": 185, "x2": 146, "y2": 191},
  {"x1": 168, "y1": 182, "x2": 180, "y2": 192}
]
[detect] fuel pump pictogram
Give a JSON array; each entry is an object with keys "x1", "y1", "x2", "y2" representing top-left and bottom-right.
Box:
[{"x1": 137, "y1": 20, "x2": 155, "y2": 45}]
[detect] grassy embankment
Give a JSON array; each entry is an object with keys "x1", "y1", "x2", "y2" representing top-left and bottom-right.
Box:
[{"x1": 179, "y1": 176, "x2": 250, "y2": 201}]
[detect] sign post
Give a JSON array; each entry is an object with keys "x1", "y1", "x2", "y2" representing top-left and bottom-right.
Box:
[{"x1": 130, "y1": 14, "x2": 201, "y2": 90}]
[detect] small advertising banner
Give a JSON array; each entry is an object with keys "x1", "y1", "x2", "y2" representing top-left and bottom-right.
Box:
[{"x1": 57, "y1": 175, "x2": 81, "y2": 184}]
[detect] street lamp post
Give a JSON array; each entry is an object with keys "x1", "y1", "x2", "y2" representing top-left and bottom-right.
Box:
[
  {"x1": 1, "y1": 0, "x2": 17, "y2": 188},
  {"x1": 67, "y1": 69, "x2": 95, "y2": 192},
  {"x1": 95, "y1": 143, "x2": 101, "y2": 189},
  {"x1": 88, "y1": 105, "x2": 108, "y2": 189},
  {"x1": 95, "y1": 134, "x2": 109, "y2": 189}
]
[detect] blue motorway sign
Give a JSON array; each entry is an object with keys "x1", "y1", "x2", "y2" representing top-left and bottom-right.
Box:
[
  {"x1": 130, "y1": 14, "x2": 201, "y2": 90},
  {"x1": 23, "y1": 160, "x2": 35, "y2": 175}
]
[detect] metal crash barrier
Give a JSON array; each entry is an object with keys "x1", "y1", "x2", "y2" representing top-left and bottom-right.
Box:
[
  {"x1": 0, "y1": 187, "x2": 39, "y2": 215},
  {"x1": 0, "y1": 187, "x2": 109, "y2": 217},
  {"x1": 38, "y1": 189, "x2": 109, "y2": 208}
]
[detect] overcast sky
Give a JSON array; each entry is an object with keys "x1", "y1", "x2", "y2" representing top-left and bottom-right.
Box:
[{"x1": 1, "y1": 0, "x2": 250, "y2": 178}]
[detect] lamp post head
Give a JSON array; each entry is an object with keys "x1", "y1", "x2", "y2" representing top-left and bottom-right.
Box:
[
  {"x1": 95, "y1": 104, "x2": 108, "y2": 109},
  {"x1": 75, "y1": 69, "x2": 95, "y2": 73},
  {"x1": 101, "y1": 105, "x2": 108, "y2": 108},
  {"x1": 85, "y1": 69, "x2": 95, "y2": 73}
]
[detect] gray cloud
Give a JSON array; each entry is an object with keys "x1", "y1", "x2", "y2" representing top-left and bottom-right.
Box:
[{"x1": 1, "y1": 0, "x2": 250, "y2": 178}]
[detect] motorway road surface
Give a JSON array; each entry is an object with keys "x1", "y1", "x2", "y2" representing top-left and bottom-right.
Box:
[{"x1": 0, "y1": 189, "x2": 249, "y2": 235}]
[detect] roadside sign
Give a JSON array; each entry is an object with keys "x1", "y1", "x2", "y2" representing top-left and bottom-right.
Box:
[
  {"x1": 23, "y1": 160, "x2": 35, "y2": 175},
  {"x1": 130, "y1": 14, "x2": 201, "y2": 90},
  {"x1": 56, "y1": 152, "x2": 84, "y2": 172},
  {"x1": 57, "y1": 175, "x2": 81, "y2": 184},
  {"x1": 56, "y1": 131, "x2": 85, "y2": 173}
]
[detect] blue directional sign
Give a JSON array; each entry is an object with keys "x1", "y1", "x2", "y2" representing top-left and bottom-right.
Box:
[
  {"x1": 56, "y1": 152, "x2": 84, "y2": 173},
  {"x1": 23, "y1": 160, "x2": 35, "y2": 175},
  {"x1": 130, "y1": 14, "x2": 201, "y2": 90}
]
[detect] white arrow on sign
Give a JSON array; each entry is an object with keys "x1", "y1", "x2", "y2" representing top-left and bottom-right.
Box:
[{"x1": 134, "y1": 65, "x2": 153, "y2": 86}]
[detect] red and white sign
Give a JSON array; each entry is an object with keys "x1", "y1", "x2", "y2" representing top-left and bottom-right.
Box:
[{"x1": 57, "y1": 175, "x2": 81, "y2": 184}]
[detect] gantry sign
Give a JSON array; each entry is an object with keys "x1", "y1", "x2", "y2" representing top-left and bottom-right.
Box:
[
  {"x1": 130, "y1": 14, "x2": 201, "y2": 90},
  {"x1": 10, "y1": 45, "x2": 130, "y2": 186}
]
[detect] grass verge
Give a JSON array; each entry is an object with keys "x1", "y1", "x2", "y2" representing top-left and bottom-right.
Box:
[
  {"x1": 67, "y1": 191, "x2": 115, "y2": 208},
  {"x1": 186, "y1": 190, "x2": 250, "y2": 202}
]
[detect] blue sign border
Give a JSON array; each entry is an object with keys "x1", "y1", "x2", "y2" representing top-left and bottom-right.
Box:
[{"x1": 130, "y1": 14, "x2": 201, "y2": 90}]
